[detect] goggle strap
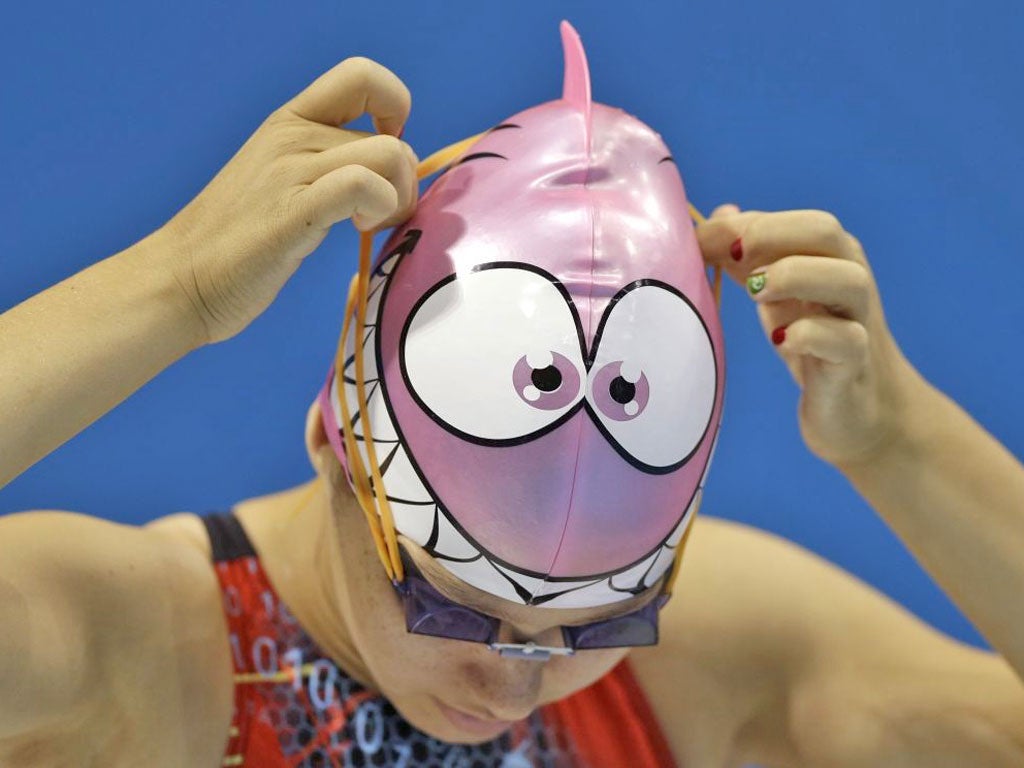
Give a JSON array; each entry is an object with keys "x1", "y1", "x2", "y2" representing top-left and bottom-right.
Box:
[
  {"x1": 416, "y1": 131, "x2": 489, "y2": 180},
  {"x1": 354, "y1": 231, "x2": 405, "y2": 582},
  {"x1": 338, "y1": 270, "x2": 398, "y2": 581},
  {"x1": 685, "y1": 203, "x2": 723, "y2": 312}
]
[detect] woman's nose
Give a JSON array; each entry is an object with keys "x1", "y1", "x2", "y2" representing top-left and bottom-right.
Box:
[
  {"x1": 497, "y1": 620, "x2": 565, "y2": 649},
  {"x1": 464, "y1": 656, "x2": 545, "y2": 722}
]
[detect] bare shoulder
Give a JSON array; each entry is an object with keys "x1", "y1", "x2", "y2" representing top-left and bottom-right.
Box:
[
  {"x1": 140, "y1": 512, "x2": 236, "y2": 761},
  {"x1": 628, "y1": 513, "x2": 967, "y2": 768},
  {"x1": 0, "y1": 509, "x2": 233, "y2": 765},
  {"x1": 145, "y1": 510, "x2": 215, "y2": 559},
  {"x1": 627, "y1": 514, "x2": 804, "y2": 767}
]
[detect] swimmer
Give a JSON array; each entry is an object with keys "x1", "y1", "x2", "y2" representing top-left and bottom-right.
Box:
[{"x1": 2, "y1": 21, "x2": 1024, "y2": 768}]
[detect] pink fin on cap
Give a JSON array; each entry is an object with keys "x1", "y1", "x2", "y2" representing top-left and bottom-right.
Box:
[{"x1": 560, "y1": 19, "x2": 592, "y2": 157}]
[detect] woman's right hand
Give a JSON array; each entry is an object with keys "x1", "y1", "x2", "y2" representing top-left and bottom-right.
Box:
[{"x1": 160, "y1": 56, "x2": 419, "y2": 345}]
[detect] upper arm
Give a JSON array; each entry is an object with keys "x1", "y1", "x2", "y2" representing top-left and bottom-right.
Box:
[
  {"x1": 788, "y1": 580, "x2": 1024, "y2": 767},
  {"x1": 633, "y1": 514, "x2": 1024, "y2": 767},
  {"x1": 0, "y1": 510, "x2": 222, "y2": 744}
]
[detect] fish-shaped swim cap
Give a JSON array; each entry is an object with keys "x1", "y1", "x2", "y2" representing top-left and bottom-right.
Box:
[{"x1": 318, "y1": 20, "x2": 725, "y2": 609}]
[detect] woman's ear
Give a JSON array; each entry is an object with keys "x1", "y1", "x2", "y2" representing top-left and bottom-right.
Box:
[{"x1": 305, "y1": 398, "x2": 329, "y2": 476}]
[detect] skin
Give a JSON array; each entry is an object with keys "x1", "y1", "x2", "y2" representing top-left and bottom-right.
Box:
[{"x1": 229, "y1": 398, "x2": 664, "y2": 744}]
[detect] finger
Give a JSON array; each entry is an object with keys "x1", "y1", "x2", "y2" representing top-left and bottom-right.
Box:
[
  {"x1": 694, "y1": 209, "x2": 766, "y2": 270},
  {"x1": 754, "y1": 297, "x2": 810, "y2": 342},
  {"x1": 745, "y1": 255, "x2": 872, "y2": 324},
  {"x1": 299, "y1": 134, "x2": 416, "y2": 223},
  {"x1": 373, "y1": 142, "x2": 420, "y2": 230},
  {"x1": 710, "y1": 203, "x2": 741, "y2": 218},
  {"x1": 284, "y1": 56, "x2": 411, "y2": 136},
  {"x1": 296, "y1": 123, "x2": 374, "y2": 153},
  {"x1": 773, "y1": 314, "x2": 869, "y2": 368},
  {"x1": 299, "y1": 164, "x2": 399, "y2": 232},
  {"x1": 697, "y1": 209, "x2": 863, "y2": 280}
]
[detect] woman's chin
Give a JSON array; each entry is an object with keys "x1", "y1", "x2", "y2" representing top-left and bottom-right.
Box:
[
  {"x1": 431, "y1": 696, "x2": 519, "y2": 742},
  {"x1": 395, "y1": 694, "x2": 517, "y2": 745}
]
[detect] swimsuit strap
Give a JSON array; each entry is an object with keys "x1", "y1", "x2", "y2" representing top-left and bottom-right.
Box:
[{"x1": 201, "y1": 510, "x2": 256, "y2": 563}]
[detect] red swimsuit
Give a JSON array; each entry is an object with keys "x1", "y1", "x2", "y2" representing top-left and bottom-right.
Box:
[{"x1": 201, "y1": 511, "x2": 677, "y2": 767}]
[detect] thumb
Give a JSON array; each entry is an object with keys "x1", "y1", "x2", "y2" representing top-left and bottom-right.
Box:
[{"x1": 710, "y1": 202, "x2": 741, "y2": 218}]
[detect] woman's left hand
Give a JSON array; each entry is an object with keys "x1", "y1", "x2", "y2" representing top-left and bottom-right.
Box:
[{"x1": 695, "y1": 205, "x2": 926, "y2": 469}]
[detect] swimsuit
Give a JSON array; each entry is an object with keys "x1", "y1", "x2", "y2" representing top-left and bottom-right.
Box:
[{"x1": 201, "y1": 510, "x2": 677, "y2": 767}]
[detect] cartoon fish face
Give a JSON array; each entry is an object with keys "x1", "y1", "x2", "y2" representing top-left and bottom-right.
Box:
[{"x1": 321, "y1": 21, "x2": 724, "y2": 608}]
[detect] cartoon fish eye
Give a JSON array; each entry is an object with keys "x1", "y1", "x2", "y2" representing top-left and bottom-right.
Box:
[
  {"x1": 585, "y1": 282, "x2": 717, "y2": 470},
  {"x1": 400, "y1": 266, "x2": 717, "y2": 470},
  {"x1": 401, "y1": 265, "x2": 586, "y2": 444},
  {"x1": 512, "y1": 348, "x2": 582, "y2": 411},
  {"x1": 588, "y1": 359, "x2": 650, "y2": 420}
]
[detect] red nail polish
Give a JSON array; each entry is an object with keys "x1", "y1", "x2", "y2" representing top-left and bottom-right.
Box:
[
  {"x1": 771, "y1": 326, "x2": 787, "y2": 345},
  {"x1": 729, "y1": 237, "x2": 743, "y2": 261}
]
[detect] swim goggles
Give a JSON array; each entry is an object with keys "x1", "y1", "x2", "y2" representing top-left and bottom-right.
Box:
[{"x1": 394, "y1": 540, "x2": 682, "y2": 661}]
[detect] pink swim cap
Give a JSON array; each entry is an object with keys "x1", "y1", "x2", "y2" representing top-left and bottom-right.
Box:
[{"x1": 318, "y1": 20, "x2": 725, "y2": 609}]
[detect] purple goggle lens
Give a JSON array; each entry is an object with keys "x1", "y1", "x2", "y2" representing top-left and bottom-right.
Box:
[
  {"x1": 560, "y1": 594, "x2": 669, "y2": 649},
  {"x1": 394, "y1": 548, "x2": 667, "y2": 651},
  {"x1": 401, "y1": 568, "x2": 499, "y2": 644}
]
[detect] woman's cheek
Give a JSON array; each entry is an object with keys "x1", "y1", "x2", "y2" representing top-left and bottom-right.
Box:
[{"x1": 350, "y1": 579, "x2": 459, "y2": 695}]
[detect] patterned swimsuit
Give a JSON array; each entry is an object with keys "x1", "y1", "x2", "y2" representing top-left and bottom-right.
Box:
[{"x1": 201, "y1": 511, "x2": 677, "y2": 767}]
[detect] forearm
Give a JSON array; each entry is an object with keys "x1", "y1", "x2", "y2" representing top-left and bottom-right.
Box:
[
  {"x1": 0, "y1": 227, "x2": 205, "y2": 489},
  {"x1": 838, "y1": 372, "x2": 1024, "y2": 681}
]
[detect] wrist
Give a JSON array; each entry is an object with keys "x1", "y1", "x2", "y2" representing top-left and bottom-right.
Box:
[
  {"x1": 142, "y1": 222, "x2": 213, "y2": 350},
  {"x1": 835, "y1": 356, "x2": 937, "y2": 479}
]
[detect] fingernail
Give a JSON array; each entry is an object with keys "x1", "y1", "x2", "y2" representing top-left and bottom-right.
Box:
[
  {"x1": 730, "y1": 237, "x2": 743, "y2": 261},
  {"x1": 771, "y1": 325, "x2": 787, "y2": 346},
  {"x1": 746, "y1": 271, "x2": 767, "y2": 295}
]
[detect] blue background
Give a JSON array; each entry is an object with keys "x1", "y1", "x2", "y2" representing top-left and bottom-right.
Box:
[{"x1": 1, "y1": 0, "x2": 1021, "y2": 669}]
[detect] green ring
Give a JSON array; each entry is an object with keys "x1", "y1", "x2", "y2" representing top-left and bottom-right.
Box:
[{"x1": 746, "y1": 272, "x2": 767, "y2": 295}]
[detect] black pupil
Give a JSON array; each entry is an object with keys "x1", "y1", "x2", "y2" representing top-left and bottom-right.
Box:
[
  {"x1": 532, "y1": 365, "x2": 562, "y2": 392},
  {"x1": 610, "y1": 376, "x2": 635, "y2": 404}
]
